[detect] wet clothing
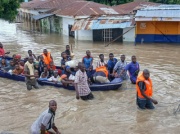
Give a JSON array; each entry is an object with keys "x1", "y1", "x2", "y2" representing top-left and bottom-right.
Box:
[
  {"x1": 125, "y1": 62, "x2": 140, "y2": 83},
  {"x1": 82, "y1": 56, "x2": 93, "y2": 69},
  {"x1": 114, "y1": 61, "x2": 128, "y2": 80},
  {"x1": 80, "y1": 92, "x2": 94, "y2": 100},
  {"x1": 107, "y1": 58, "x2": 117, "y2": 74},
  {"x1": 31, "y1": 109, "x2": 55, "y2": 134},
  {"x1": 0, "y1": 48, "x2": 5, "y2": 56},
  {"x1": 136, "y1": 74, "x2": 154, "y2": 109},
  {"x1": 74, "y1": 69, "x2": 91, "y2": 97},
  {"x1": 24, "y1": 63, "x2": 38, "y2": 90}
]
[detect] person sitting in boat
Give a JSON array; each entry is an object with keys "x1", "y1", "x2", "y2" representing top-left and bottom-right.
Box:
[
  {"x1": 34, "y1": 61, "x2": 40, "y2": 76},
  {"x1": 93, "y1": 66, "x2": 110, "y2": 83},
  {"x1": 82, "y1": 50, "x2": 93, "y2": 71},
  {"x1": 48, "y1": 70, "x2": 60, "y2": 84},
  {"x1": 24, "y1": 57, "x2": 39, "y2": 90},
  {"x1": 86, "y1": 65, "x2": 95, "y2": 79},
  {"x1": 38, "y1": 55, "x2": 45, "y2": 76},
  {"x1": 64, "y1": 45, "x2": 75, "y2": 59},
  {"x1": 113, "y1": 54, "x2": 128, "y2": 81},
  {"x1": 28, "y1": 50, "x2": 37, "y2": 61},
  {"x1": 107, "y1": 53, "x2": 117, "y2": 75},
  {"x1": 0, "y1": 42, "x2": 10, "y2": 57},
  {"x1": 48, "y1": 61, "x2": 56, "y2": 77},
  {"x1": 13, "y1": 54, "x2": 21, "y2": 65},
  {"x1": 39, "y1": 66, "x2": 49, "y2": 81},
  {"x1": 3, "y1": 60, "x2": 15, "y2": 73},
  {"x1": 96, "y1": 54, "x2": 107, "y2": 68},
  {"x1": 42, "y1": 49, "x2": 53, "y2": 67},
  {"x1": 61, "y1": 52, "x2": 71, "y2": 70},
  {"x1": 0, "y1": 58, "x2": 8, "y2": 70},
  {"x1": 74, "y1": 62, "x2": 94, "y2": 101},
  {"x1": 12, "y1": 64, "x2": 23, "y2": 75},
  {"x1": 120, "y1": 55, "x2": 140, "y2": 84}
]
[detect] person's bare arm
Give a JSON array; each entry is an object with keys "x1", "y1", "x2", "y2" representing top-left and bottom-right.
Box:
[
  {"x1": 52, "y1": 123, "x2": 61, "y2": 134},
  {"x1": 74, "y1": 83, "x2": 79, "y2": 99},
  {"x1": 40, "y1": 124, "x2": 46, "y2": 134}
]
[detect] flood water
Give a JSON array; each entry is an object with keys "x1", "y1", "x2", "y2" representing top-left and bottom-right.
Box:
[{"x1": 0, "y1": 19, "x2": 180, "y2": 134}]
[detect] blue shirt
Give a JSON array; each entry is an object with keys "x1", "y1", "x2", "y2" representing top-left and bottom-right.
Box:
[
  {"x1": 86, "y1": 70, "x2": 95, "y2": 78},
  {"x1": 82, "y1": 56, "x2": 93, "y2": 69},
  {"x1": 107, "y1": 58, "x2": 117, "y2": 71},
  {"x1": 125, "y1": 62, "x2": 140, "y2": 77},
  {"x1": 61, "y1": 57, "x2": 71, "y2": 66}
]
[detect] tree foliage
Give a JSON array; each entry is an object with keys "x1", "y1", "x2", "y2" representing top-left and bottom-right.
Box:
[
  {"x1": 149, "y1": 0, "x2": 180, "y2": 4},
  {"x1": 0, "y1": 0, "x2": 23, "y2": 22}
]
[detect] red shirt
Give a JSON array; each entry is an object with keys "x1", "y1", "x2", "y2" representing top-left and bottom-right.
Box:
[{"x1": 0, "y1": 48, "x2": 5, "y2": 56}]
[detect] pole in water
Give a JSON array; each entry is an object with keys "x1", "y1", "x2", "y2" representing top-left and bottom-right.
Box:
[{"x1": 173, "y1": 104, "x2": 180, "y2": 115}]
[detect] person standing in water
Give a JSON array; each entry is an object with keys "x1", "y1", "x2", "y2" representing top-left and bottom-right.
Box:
[
  {"x1": 28, "y1": 50, "x2": 37, "y2": 61},
  {"x1": 82, "y1": 50, "x2": 93, "y2": 70},
  {"x1": 136, "y1": 69, "x2": 158, "y2": 110},
  {"x1": 24, "y1": 57, "x2": 39, "y2": 90},
  {"x1": 74, "y1": 62, "x2": 94, "y2": 100},
  {"x1": 120, "y1": 55, "x2": 140, "y2": 84},
  {"x1": 31, "y1": 100, "x2": 61, "y2": 134}
]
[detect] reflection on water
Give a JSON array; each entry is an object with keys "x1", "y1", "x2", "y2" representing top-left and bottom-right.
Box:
[{"x1": 0, "y1": 19, "x2": 180, "y2": 134}]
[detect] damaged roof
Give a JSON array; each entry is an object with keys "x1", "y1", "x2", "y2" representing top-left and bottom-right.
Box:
[{"x1": 55, "y1": 1, "x2": 119, "y2": 17}]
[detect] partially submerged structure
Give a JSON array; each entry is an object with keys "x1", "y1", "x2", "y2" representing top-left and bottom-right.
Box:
[{"x1": 135, "y1": 5, "x2": 180, "y2": 43}]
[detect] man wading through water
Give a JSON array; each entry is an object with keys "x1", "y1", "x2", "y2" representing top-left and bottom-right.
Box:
[
  {"x1": 31, "y1": 100, "x2": 61, "y2": 134},
  {"x1": 24, "y1": 57, "x2": 39, "y2": 90}
]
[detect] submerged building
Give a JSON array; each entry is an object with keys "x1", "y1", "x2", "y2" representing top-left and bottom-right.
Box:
[{"x1": 135, "y1": 5, "x2": 180, "y2": 43}]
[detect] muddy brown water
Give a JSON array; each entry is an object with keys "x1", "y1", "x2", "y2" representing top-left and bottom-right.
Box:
[{"x1": 0, "y1": 19, "x2": 180, "y2": 134}]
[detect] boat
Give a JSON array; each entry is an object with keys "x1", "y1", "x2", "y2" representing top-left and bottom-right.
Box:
[
  {"x1": 0, "y1": 57, "x2": 123, "y2": 91},
  {"x1": 0, "y1": 70, "x2": 122, "y2": 91}
]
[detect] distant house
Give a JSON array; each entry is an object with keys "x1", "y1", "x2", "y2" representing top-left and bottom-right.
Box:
[
  {"x1": 135, "y1": 5, "x2": 180, "y2": 43},
  {"x1": 54, "y1": 1, "x2": 134, "y2": 42}
]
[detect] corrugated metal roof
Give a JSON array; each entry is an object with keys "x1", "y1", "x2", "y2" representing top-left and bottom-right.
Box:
[
  {"x1": 71, "y1": 17, "x2": 133, "y2": 31},
  {"x1": 32, "y1": 14, "x2": 53, "y2": 20},
  {"x1": 135, "y1": 8, "x2": 180, "y2": 18},
  {"x1": 112, "y1": 1, "x2": 159, "y2": 14},
  {"x1": 55, "y1": 1, "x2": 119, "y2": 17}
]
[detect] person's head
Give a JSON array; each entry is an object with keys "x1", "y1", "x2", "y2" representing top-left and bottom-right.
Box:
[
  {"x1": 120, "y1": 54, "x2": 125, "y2": 62},
  {"x1": 0, "y1": 42, "x2": 3, "y2": 48},
  {"x1": 109, "y1": 53, "x2": 114, "y2": 60},
  {"x1": 65, "y1": 66, "x2": 71, "y2": 72},
  {"x1": 12, "y1": 54, "x2": 16, "y2": 60},
  {"x1": 1, "y1": 59, "x2": 6, "y2": 64},
  {"x1": 78, "y1": 62, "x2": 85, "y2": 72},
  {"x1": 49, "y1": 100, "x2": 57, "y2": 112},
  {"x1": 132, "y1": 55, "x2": 136, "y2": 63},
  {"x1": 15, "y1": 54, "x2": 21, "y2": 61},
  {"x1": 39, "y1": 55, "x2": 43, "y2": 61},
  {"x1": 43, "y1": 49, "x2": 48, "y2": 56},
  {"x1": 15, "y1": 64, "x2": 20, "y2": 70},
  {"x1": 19, "y1": 61, "x2": 24, "y2": 66},
  {"x1": 34, "y1": 62, "x2": 39, "y2": 68},
  {"x1": 10, "y1": 60, "x2": 14, "y2": 66},
  {"x1": 99, "y1": 54, "x2": 104, "y2": 61},
  {"x1": 28, "y1": 57, "x2": 34, "y2": 64},
  {"x1": 61, "y1": 52, "x2": 67, "y2": 59},
  {"x1": 143, "y1": 69, "x2": 150, "y2": 80},
  {"x1": 28, "y1": 50, "x2": 32, "y2": 56},
  {"x1": 44, "y1": 66, "x2": 48, "y2": 72},
  {"x1": 54, "y1": 70, "x2": 58, "y2": 77},
  {"x1": 86, "y1": 50, "x2": 91, "y2": 57},
  {"x1": 66, "y1": 45, "x2": 70, "y2": 51},
  {"x1": 34, "y1": 70, "x2": 39, "y2": 76},
  {"x1": 74, "y1": 66, "x2": 79, "y2": 72}
]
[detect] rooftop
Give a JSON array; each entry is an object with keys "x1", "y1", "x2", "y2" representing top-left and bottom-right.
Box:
[
  {"x1": 54, "y1": 1, "x2": 119, "y2": 17},
  {"x1": 113, "y1": 1, "x2": 159, "y2": 14}
]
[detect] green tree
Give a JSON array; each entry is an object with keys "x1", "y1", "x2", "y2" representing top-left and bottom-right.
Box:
[
  {"x1": 0, "y1": 0, "x2": 23, "y2": 22},
  {"x1": 87, "y1": 0, "x2": 133, "y2": 6},
  {"x1": 149, "y1": 0, "x2": 180, "y2": 4}
]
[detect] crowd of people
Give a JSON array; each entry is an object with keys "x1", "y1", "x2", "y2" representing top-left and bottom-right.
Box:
[{"x1": 0, "y1": 42, "x2": 159, "y2": 134}]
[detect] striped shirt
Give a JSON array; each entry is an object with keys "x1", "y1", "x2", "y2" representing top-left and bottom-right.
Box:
[{"x1": 96, "y1": 60, "x2": 107, "y2": 68}]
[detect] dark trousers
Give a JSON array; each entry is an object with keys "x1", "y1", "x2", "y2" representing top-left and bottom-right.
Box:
[
  {"x1": 80, "y1": 93, "x2": 94, "y2": 101},
  {"x1": 137, "y1": 97, "x2": 155, "y2": 110}
]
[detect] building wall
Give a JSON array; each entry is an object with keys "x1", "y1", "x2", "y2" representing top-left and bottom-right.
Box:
[
  {"x1": 62, "y1": 17, "x2": 74, "y2": 36},
  {"x1": 136, "y1": 21, "x2": 180, "y2": 43},
  {"x1": 75, "y1": 30, "x2": 93, "y2": 40},
  {"x1": 123, "y1": 27, "x2": 135, "y2": 42}
]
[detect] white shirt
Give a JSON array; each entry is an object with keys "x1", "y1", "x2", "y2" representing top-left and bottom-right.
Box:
[
  {"x1": 31, "y1": 109, "x2": 54, "y2": 134},
  {"x1": 48, "y1": 76, "x2": 59, "y2": 82}
]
